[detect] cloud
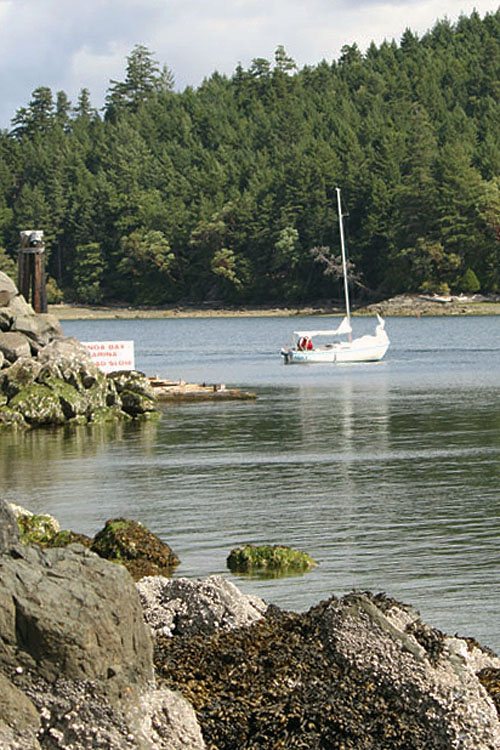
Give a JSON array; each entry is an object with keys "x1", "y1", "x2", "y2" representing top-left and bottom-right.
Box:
[{"x1": 0, "y1": 0, "x2": 498, "y2": 128}]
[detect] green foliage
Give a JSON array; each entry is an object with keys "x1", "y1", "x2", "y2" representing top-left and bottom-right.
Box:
[
  {"x1": 117, "y1": 228, "x2": 176, "y2": 303},
  {"x1": 273, "y1": 227, "x2": 300, "y2": 268},
  {"x1": 0, "y1": 247, "x2": 16, "y2": 276},
  {"x1": 45, "y1": 276, "x2": 64, "y2": 303},
  {"x1": 1, "y1": 10, "x2": 500, "y2": 304},
  {"x1": 73, "y1": 242, "x2": 104, "y2": 303},
  {"x1": 458, "y1": 268, "x2": 481, "y2": 293}
]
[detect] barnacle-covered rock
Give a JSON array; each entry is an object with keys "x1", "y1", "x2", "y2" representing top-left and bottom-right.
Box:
[
  {"x1": 137, "y1": 575, "x2": 267, "y2": 639},
  {"x1": 155, "y1": 592, "x2": 500, "y2": 750}
]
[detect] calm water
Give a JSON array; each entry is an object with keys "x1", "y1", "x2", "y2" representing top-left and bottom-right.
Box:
[{"x1": 2, "y1": 314, "x2": 500, "y2": 651}]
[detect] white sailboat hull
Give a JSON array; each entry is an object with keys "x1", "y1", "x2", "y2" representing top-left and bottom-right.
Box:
[{"x1": 281, "y1": 327, "x2": 389, "y2": 365}]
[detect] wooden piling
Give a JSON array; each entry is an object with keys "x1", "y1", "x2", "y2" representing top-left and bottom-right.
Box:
[{"x1": 18, "y1": 230, "x2": 47, "y2": 313}]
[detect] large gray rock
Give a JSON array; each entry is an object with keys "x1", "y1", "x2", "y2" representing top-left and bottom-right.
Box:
[
  {"x1": 136, "y1": 575, "x2": 267, "y2": 638},
  {"x1": 0, "y1": 331, "x2": 32, "y2": 361},
  {"x1": 1, "y1": 357, "x2": 43, "y2": 398},
  {"x1": 317, "y1": 592, "x2": 500, "y2": 750},
  {"x1": 0, "y1": 541, "x2": 154, "y2": 693},
  {"x1": 0, "y1": 496, "x2": 207, "y2": 749}
]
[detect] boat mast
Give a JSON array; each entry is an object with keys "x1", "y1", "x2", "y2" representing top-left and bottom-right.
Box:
[{"x1": 336, "y1": 187, "x2": 352, "y2": 341}]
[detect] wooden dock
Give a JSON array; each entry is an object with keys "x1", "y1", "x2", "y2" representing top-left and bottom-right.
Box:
[{"x1": 149, "y1": 378, "x2": 257, "y2": 402}]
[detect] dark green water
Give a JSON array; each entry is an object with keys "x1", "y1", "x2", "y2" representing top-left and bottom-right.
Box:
[{"x1": 2, "y1": 315, "x2": 500, "y2": 651}]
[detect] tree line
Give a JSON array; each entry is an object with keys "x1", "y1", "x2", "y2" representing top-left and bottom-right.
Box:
[{"x1": 1, "y1": 9, "x2": 500, "y2": 306}]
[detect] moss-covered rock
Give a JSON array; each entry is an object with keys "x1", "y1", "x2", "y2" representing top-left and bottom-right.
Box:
[
  {"x1": 87, "y1": 405, "x2": 129, "y2": 424},
  {"x1": 91, "y1": 518, "x2": 180, "y2": 580},
  {"x1": 39, "y1": 375, "x2": 89, "y2": 419},
  {"x1": 227, "y1": 544, "x2": 317, "y2": 576},
  {"x1": 0, "y1": 406, "x2": 28, "y2": 429},
  {"x1": 9, "y1": 384, "x2": 66, "y2": 425},
  {"x1": 10, "y1": 507, "x2": 60, "y2": 547},
  {"x1": 47, "y1": 529, "x2": 93, "y2": 548},
  {"x1": 120, "y1": 389, "x2": 158, "y2": 417}
]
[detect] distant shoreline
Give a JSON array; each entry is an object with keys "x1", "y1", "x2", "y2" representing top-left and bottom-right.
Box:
[{"x1": 48, "y1": 294, "x2": 500, "y2": 320}]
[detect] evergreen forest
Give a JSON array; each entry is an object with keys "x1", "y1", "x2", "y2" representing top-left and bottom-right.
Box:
[{"x1": 2, "y1": 8, "x2": 500, "y2": 307}]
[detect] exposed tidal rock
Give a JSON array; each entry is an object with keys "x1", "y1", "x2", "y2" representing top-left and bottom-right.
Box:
[
  {"x1": 137, "y1": 575, "x2": 267, "y2": 639},
  {"x1": 0, "y1": 339, "x2": 160, "y2": 428},
  {"x1": 0, "y1": 541, "x2": 154, "y2": 691},
  {"x1": 227, "y1": 543, "x2": 317, "y2": 575},
  {"x1": 0, "y1": 272, "x2": 63, "y2": 354},
  {"x1": 8, "y1": 504, "x2": 60, "y2": 547},
  {"x1": 91, "y1": 518, "x2": 180, "y2": 581},
  {"x1": 1, "y1": 674, "x2": 208, "y2": 750},
  {"x1": 0, "y1": 271, "x2": 18, "y2": 306},
  {"x1": 0, "y1": 500, "x2": 206, "y2": 748},
  {"x1": 156, "y1": 592, "x2": 500, "y2": 749},
  {"x1": 0, "y1": 273, "x2": 160, "y2": 428},
  {"x1": 135, "y1": 688, "x2": 206, "y2": 750}
]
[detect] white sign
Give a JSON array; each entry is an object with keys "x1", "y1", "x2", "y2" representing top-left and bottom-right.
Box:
[{"x1": 82, "y1": 340, "x2": 135, "y2": 374}]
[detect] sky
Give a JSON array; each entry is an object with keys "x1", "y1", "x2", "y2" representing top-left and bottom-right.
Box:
[{"x1": 0, "y1": 0, "x2": 499, "y2": 129}]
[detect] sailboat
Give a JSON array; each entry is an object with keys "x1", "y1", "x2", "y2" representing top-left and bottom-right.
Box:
[{"x1": 280, "y1": 188, "x2": 390, "y2": 364}]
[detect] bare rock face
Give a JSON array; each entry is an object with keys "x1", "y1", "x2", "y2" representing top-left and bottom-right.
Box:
[
  {"x1": 0, "y1": 541, "x2": 154, "y2": 692},
  {"x1": 0, "y1": 331, "x2": 32, "y2": 361},
  {"x1": 0, "y1": 273, "x2": 63, "y2": 352},
  {"x1": 136, "y1": 575, "x2": 267, "y2": 638},
  {"x1": 0, "y1": 499, "x2": 206, "y2": 748}
]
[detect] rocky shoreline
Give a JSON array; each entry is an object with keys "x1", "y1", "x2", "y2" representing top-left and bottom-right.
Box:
[
  {"x1": 48, "y1": 293, "x2": 500, "y2": 320},
  {"x1": 2, "y1": 500, "x2": 500, "y2": 749},
  {"x1": 0, "y1": 272, "x2": 161, "y2": 429}
]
